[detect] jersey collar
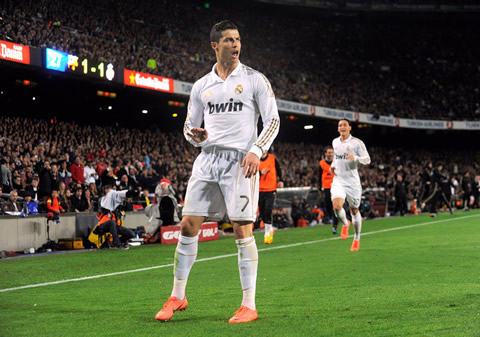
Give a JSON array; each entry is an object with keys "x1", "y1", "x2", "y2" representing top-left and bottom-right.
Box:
[
  {"x1": 340, "y1": 135, "x2": 353, "y2": 143},
  {"x1": 211, "y1": 61, "x2": 242, "y2": 81}
]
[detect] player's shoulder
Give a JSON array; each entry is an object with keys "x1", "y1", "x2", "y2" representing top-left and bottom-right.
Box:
[
  {"x1": 239, "y1": 64, "x2": 270, "y2": 81},
  {"x1": 193, "y1": 71, "x2": 213, "y2": 88},
  {"x1": 240, "y1": 63, "x2": 258, "y2": 75},
  {"x1": 351, "y1": 136, "x2": 366, "y2": 145},
  {"x1": 332, "y1": 137, "x2": 341, "y2": 145}
]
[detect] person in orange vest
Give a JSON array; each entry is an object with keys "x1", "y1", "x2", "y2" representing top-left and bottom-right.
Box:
[
  {"x1": 93, "y1": 185, "x2": 136, "y2": 250},
  {"x1": 319, "y1": 146, "x2": 338, "y2": 234},
  {"x1": 259, "y1": 151, "x2": 282, "y2": 244},
  {"x1": 47, "y1": 189, "x2": 65, "y2": 223}
]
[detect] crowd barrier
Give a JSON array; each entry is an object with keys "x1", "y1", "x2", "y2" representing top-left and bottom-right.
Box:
[{"x1": 0, "y1": 212, "x2": 148, "y2": 252}]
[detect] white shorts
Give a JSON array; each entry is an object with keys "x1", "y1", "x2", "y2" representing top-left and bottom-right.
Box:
[
  {"x1": 331, "y1": 181, "x2": 362, "y2": 209},
  {"x1": 182, "y1": 149, "x2": 259, "y2": 222}
]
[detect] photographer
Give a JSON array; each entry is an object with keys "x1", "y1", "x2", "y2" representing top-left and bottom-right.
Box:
[{"x1": 88, "y1": 185, "x2": 135, "y2": 250}]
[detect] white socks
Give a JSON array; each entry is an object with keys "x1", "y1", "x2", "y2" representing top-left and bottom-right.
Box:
[
  {"x1": 264, "y1": 223, "x2": 273, "y2": 235},
  {"x1": 334, "y1": 208, "x2": 349, "y2": 227},
  {"x1": 236, "y1": 236, "x2": 258, "y2": 310},
  {"x1": 170, "y1": 234, "x2": 258, "y2": 310},
  {"x1": 171, "y1": 235, "x2": 199, "y2": 300},
  {"x1": 352, "y1": 211, "x2": 362, "y2": 241}
]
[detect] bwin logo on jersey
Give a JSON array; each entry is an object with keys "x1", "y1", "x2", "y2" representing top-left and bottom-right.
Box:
[
  {"x1": 335, "y1": 153, "x2": 347, "y2": 160},
  {"x1": 208, "y1": 98, "x2": 244, "y2": 114}
]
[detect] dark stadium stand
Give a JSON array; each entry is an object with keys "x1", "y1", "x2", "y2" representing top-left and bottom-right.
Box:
[{"x1": 1, "y1": 0, "x2": 479, "y2": 120}]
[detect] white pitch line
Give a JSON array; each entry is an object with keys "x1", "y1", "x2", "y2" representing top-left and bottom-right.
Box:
[{"x1": 1, "y1": 214, "x2": 478, "y2": 293}]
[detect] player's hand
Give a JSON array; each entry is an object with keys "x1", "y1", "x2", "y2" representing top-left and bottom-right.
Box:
[
  {"x1": 187, "y1": 128, "x2": 208, "y2": 143},
  {"x1": 242, "y1": 152, "x2": 260, "y2": 178},
  {"x1": 330, "y1": 167, "x2": 336, "y2": 175},
  {"x1": 346, "y1": 154, "x2": 355, "y2": 161}
]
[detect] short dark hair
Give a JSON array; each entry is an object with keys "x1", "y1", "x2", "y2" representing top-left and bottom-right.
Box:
[
  {"x1": 210, "y1": 20, "x2": 238, "y2": 43},
  {"x1": 325, "y1": 146, "x2": 333, "y2": 153},
  {"x1": 339, "y1": 119, "x2": 351, "y2": 125}
]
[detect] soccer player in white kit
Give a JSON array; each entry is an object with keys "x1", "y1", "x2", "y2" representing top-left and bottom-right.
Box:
[
  {"x1": 330, "y1": 119, "x2": 370, "y2": 251},
  {"x1": 155, "y1": 20, "x2": 280, "y2": 324}
]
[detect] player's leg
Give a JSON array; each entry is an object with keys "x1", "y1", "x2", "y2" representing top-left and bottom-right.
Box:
[
  {"x1": 333, "y1": 197, "x2": 350, "y2": 240},
  {"x1": 172, "y1": 216, "x2": 205, "y2": 299},
  {"x1": 220, "y1": 150, "x2": 259, "y2": 323},
  {"x1": 346, "y1": 187, "x2": 362, "y2": 251},
  {"x1": 156, "y1": 152, "x2": 224, "y2": 321},
  {"x1": 155, "y1": 215, "x2": 204, "y2": 321},
  {"x1": 349, "y1": 208, "x2": 361, "y2": 251},
  {"x1": 229, "y1": 221, "x2": 259, "y2": 323},
  {"x1": 331, "y1": 183, "x2": 350, "y2": 239}
]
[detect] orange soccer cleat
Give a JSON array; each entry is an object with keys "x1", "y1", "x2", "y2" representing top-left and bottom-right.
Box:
[
  {"x1": 155, "y1": 296, "x2": 188, "y2": 321},
  {"x1": 228, "y1": 305, "x2": 258, "y2": 324},
  {"x1": 264, "y1": 230, "x2": 275, "y2": 244},
  {"x1": 350, "y1": 239, "x2": 360, "y2": 252},
  {"x1": 340, "y1": 220, "x2": 351, "y2": 240}
]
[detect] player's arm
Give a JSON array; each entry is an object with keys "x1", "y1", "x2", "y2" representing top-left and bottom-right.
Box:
[
  {"x1": 354, "y1": 140, "x2": 371, "y2": 165},
  {"x1": 249, "y1": 73, "x2": 280, "y2": 159},
  {"x1": 184, "y1": 82, "x2": 209, "y2": 147},
  {"x1": 243, "y1": 74, "x2": 280, "y2": 178}
]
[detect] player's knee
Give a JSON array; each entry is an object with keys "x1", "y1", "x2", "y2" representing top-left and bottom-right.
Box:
[
  {"x1": 332, "y1": 198, "x2": 344, "y2": 211},
  {"x1": 232, "y1": 221, "x2": 253, "y2": 239},
  {"x1": 332, "y1": 203, "x2": 343, "y2": 212},
  {"x1": 180, "y1": 216, "x2": 203, "y2": 236}
]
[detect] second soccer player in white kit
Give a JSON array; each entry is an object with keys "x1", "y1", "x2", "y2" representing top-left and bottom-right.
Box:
[{"x1": 330, "y1": 119, "x2": 370, "y2": 251}]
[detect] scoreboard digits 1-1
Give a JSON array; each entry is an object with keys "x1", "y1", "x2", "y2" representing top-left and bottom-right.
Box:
[{"x1": 45, "y1": 48, "x2": 115, "y2": 81}]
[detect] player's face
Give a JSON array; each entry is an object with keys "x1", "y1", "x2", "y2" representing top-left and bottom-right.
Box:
[
  {"x1": 212, "y1": 29, "x2": 241, "y2": 65},
  {"x1": 337, "y1": 120, "x2": 351, "y2": 138}
]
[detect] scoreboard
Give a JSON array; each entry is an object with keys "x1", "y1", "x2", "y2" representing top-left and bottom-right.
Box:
[
  {"x1": 1, "y1": 40, "x2": 176, "y2": 91},
  {"x1": 45, "y1": 48, "x2": 116, "y2": 82}
]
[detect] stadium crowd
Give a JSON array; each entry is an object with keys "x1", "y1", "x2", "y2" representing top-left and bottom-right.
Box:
[
  {"x1": 1, "y1": 0, "x2": 479, "y2": 121},
  {"x1": 1, "y1": 116, "x2": 479, "y2": 221}
]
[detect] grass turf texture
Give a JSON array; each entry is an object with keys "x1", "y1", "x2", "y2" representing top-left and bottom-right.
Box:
[{"x1": 1, "y1": 210, "x2": 479, "y2": 336}]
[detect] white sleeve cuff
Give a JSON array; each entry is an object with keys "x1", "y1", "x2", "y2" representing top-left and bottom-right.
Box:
[{"x1": 248, "y1": 145, "x2": 263, "y2": 159}]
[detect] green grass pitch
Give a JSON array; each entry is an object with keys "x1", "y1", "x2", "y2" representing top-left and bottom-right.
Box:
[{"x1": 1, "y1": 210, "x2": 479, "y2": 336}]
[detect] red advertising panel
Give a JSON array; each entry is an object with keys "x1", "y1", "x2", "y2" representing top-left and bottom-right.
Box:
[
  {"x1": 161, "y1": 222, "x2": 219, "y2": 244},
  {"x1": 124, "y1": 69, "x2": 174, "y2": 93},
  {"x1": 0, "y1": 40, "x2": 30, "y2": 64}
]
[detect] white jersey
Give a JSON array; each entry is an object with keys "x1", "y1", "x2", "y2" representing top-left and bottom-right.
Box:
[
  {"x1": 331, "y1": 135, "x2": 370, "y2": 186},
  {"x1": 184, "y1": 61, "x2": 280, "y2": 158}
]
